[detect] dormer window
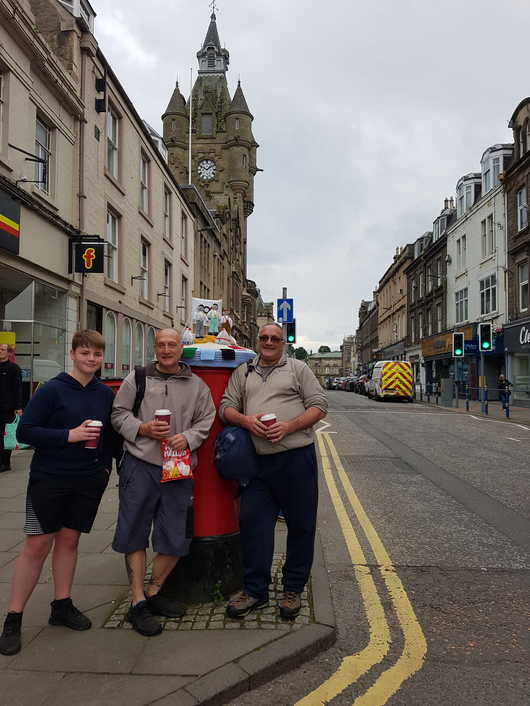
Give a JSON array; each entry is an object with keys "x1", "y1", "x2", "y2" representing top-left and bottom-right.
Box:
[
  {"x1": 492, "y1": 157, "x2": 500, "y2": 184},
  {"x1": 207, "y1": 50, "x2": 216, "y2": 69}
]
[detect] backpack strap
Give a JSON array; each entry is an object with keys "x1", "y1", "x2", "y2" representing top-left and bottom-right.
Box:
[{"x1": 132, "y1": 366, "x2": 147, "y2": 416}]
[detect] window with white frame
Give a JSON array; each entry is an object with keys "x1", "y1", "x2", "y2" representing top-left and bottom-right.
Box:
[
  {"x1": 106, "y1": 106, "x2": 119, "y2": 179},
  {"x1": 427, "y1": 265, "x2": 432, "y2": 292},
  {"x1": 427, "y1": 309, "x2": 432, "y2": 336},
  {"x1": 140, "y1": 153, "x2": 150, "y2": 213},
  {"x1": 163, "y1": 187, "x2": 172, "y2": 241},
  {"x1": 492, "y1": 156, "x2": 500, "y2": 185},
  {"x1": 517, "y1": 187, "x2": 528, "y2": 231},
  {"x1": 483, "y1": 168, "x2": 491, "y2": 193},
  {"x1": 518, "y1": 261, "x2": 528, "y2": 312},
  {"x1": 418, "y1": 312, "x2": 423, "y2": 339},
  {"x1": 436, "y1": 302, "x2": 442, "y2": 333},
  {"x1": 106, "y1": 208, "x2": 119, "y2": 281},
  {"x1": 35, "y1": 117, "x2": 51, "y2": 193},
  {"x1": 410, "y1": 316, "x2": 415, "y2": 343},
  {"x1": 465, "y1": 184, "x2": 473, "y2": 211},
  {"x1": 481, "y1": 219, "x2": 487, "y2": 258},
  {"x1": 480, "y1": 273, "x2": 497, "y2": 315},
  {"x1": 455, "y1": 288, "x2": 468, "y2": 323},
  {"x1": 457, "y1": 184, "x2": 464, "y2": 217},
  {"x1": 181, "y1": 274, "x2": 189, "y2": 322},
  {"x1": 434, "y1": 257, "x2": 441, "y2": 285},
  {"x1": 181, "y1": 211, "x2": 189, "y2": 261},
  {"x1": 411, "y1": 279, "x2": 416, "y2": 303},
  {"x1": 146, "y1": 327, "x2": 156, "y2": 362},
  {"x1": 419, "y1": 271, "x2": 424, "y2": 298},
  {"x1": 456, "y1": 234, "x2": 467, "y2": 271},
  {"x1": 140, "y1": 239, "x2": 150, "y2": 299},
  {"x1": 433, "y1": 220, "x2": 439, "y2": 241},
  {"x1": 487, "y1": 214, "x2": 495, "y2": 254},
  {"x1": 163, "y1": 259, "x2": 172, "y2": 312}
]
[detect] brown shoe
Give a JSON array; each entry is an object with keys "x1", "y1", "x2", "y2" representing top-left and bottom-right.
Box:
[
  {"x1": 225, "y1": 591, "x2": 268, "y2": 618},
  {"x1": 279, "y1": 591, "x2": 301, "y2": 619}
]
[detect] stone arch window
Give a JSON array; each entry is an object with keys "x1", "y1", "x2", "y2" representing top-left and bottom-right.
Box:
[
  {"x1": 207, "y1": 49, "x2": 215, "y2": 68},
  {"x1": 104, "y1": 311, "x2": 117, "y2": 377},
  {"x1": 524, "y1": 119, "x2": 530, "y2": 155},
  {"x1": 201, "y1": 114, "x2": 213, "y2": 135},
  {"x1": 146, "y1": 326, "x2": 156, "y2": 362},
  {"x1": 135, "y1": 322, "x2": 144, "y2": 366},
  {"x1": 122, "y1": 317, "x2": 132, "y2": 373}
]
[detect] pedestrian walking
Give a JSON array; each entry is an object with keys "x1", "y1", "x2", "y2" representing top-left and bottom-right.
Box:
[
  {"x1": 111, "y1": 328, "x2": 215, "y2": 637},
  {"x1": 0, "y1": 343, "x2": 23, "y2": 472},
  {"x1": 220, "y1": 322, "x2": 328, "y2": 620},
  {"x1": 0, "y1": 330, "x2": 116, "y2": 656},
  {"x1": 498, "y1": 374, "x2": 512, "y2": 408}
]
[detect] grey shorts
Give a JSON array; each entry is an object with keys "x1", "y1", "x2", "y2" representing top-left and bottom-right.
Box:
[{"x1": 112, "y1": 453, "x2": 193, "y2": 556}]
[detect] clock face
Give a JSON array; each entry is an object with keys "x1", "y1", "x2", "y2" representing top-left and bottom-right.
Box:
[{"x1": 197, "y1": 159, "x2": 216, "y2": 181}]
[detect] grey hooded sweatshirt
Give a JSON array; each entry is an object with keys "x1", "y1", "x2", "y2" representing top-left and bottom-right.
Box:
[{"x1": 111, "y1": 362, "x2": 215, "y2": 468}]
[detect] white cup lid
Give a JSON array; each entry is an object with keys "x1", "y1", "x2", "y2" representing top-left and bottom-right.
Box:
[
  {"x1": 155, "y1": 409, "x2": 171, "y2": 415},
  {"x1": 88, "y1": 420, "x2": 103, "y2": 427},
  {"x1": 260, "y1": 413, "x2": 277, "y2": 422}
]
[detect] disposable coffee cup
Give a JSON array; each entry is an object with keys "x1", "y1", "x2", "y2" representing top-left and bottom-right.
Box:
[
  {"x1": 155, "y1": 409, "x2": 171, "y2": 425},
  {"x1": 85, "y1": 420, "x2": 102, "y2": 449},
  {"x1": 260, "y1": 413, "x2": 277, "y2": 428}
]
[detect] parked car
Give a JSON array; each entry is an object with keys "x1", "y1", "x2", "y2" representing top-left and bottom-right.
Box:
[
  {"x1": 355, "y1": 374, "x2": 370, "y2": 395},
  {"x1": 366, "y1": 361, "x2": 414, "y2": 402}
]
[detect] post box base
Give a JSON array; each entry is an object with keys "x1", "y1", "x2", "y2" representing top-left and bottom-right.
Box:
[{"x1": 162, "y1": 532, "x2": 243, "y2": 604}]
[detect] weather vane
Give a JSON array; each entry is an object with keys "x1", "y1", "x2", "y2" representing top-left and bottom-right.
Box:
[{"x1": 209, "y1": 0, "x2": 218, "y2": 15}]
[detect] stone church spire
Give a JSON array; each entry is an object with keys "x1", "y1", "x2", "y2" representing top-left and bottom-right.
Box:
[{"x1": 197, "y1": 11, "x2": 229, "y2": 74}]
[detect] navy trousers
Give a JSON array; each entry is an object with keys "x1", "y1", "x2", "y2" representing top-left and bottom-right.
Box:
[{"x1": 239, "y1": 443, "x2": 318, "y2": 600}]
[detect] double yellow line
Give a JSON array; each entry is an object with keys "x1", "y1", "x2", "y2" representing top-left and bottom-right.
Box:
[{"x1": 296, "y1": 433, "x2": 427, "y2": 705}]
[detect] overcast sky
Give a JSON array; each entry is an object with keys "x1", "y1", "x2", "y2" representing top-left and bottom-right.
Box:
[{"x1": 91, "y1": 0, "x2": 527, "y2": 352}]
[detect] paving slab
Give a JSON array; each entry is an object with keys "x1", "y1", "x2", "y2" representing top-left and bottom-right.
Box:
[
  {"x1": 0, "y1": 529, "x2": 23, "y2": 551},
  {"x1": 8, "y1": 627, "x2": 146, "y2": 673},
  {"x1": 0, "y1": 551, "x2": 18, "y2": 568},
  {"x1": 0, "y1": 670, "x2": 65, "y2": 706},
  {"x1": 41, "y1": 674, "x2": 192, "y2": 706},
  {"x1": 0, "y1": 511, "x2": 26, "y2": 529},
  {"x1": 77, "y1": 529, "x2": 115, "y2": 553},
  {"x1": 0, "y1": 628, "x2": 43, "y2": 670},
  {"x1": 133, "y1": 629, "x2": 280, "y2": 676},
  {"x1": 72, "y1": 552, "x2": 129, "y2": 585}
]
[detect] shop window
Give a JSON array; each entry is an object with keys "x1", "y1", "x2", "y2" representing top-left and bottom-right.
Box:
[
  {"x1": 518, "y1": 262, "x2": 529, "y2": 312},
  {"x1": 134, "y1": 322, "x2": 144, "y2": 365},
  {"x1": 146, "y1": 326, "x2": 156, "y2": 362},
  {"x1": 104, "y1": 311, "x2": 116, "y2": 377},
  {"x1": 122, "y1": 317, "x2": 132, "y2": 373}
]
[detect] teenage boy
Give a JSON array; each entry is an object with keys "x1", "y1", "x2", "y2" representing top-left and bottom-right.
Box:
[{"x1": 0, "y1": 330, "x2": 115, "y2": 656}]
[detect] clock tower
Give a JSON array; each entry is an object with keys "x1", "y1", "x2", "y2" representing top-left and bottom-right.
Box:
[{"x1": 162, "y1": 10, "x2": 259, "y2": 344}]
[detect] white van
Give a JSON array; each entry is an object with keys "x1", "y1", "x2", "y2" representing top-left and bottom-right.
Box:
[{"x1": 366, "y1": 361, "x2": 414, "y2": 402}]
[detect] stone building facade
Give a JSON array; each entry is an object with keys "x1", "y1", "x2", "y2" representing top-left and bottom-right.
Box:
[
  {"x1": 377, "y1": 245, "x2": 413, "y2": 361},
  {"x1": 162, "y1": 12, "x2": 259, "y2": 347},
  {"x1": 0, "y1": 0, "x2": 196, "y2": 396},
  {"x1": 356, "y1": 298, "x2": 379, "y2": 373},
  {"x1": 307, "y1": 351, "x2": 341, "y2": 387},
  {"x1": 503, "y1": 98, "x2": 530, "y2": 403}
]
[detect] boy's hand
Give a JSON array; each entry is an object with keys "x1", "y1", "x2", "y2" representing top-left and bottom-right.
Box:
[
  {"x1": 68, "y1": 420, "x2": 99, "y2": 444},
  {"x1": 167, "y1": 433, "x2": 188, "y2": 450},
  {"x1": 138, "y1": 419, "x2": 171, "y2": 440}
]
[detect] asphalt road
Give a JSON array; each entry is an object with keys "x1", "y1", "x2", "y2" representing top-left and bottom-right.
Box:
[{"x1": 230, "y1": 391, "x2": 530, "y2": 706}]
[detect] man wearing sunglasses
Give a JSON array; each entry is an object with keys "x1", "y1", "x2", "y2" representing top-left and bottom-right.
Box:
[{"x1": 220, "y1": 322, "x2": 327, "y2": 620}]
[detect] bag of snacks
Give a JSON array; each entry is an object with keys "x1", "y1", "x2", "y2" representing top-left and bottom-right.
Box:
[{"x1": 160, "y1": 441, "x2": 193, "y2": 482}]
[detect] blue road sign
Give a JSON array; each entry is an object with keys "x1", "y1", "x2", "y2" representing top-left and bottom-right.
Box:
[{"x1": 277, "y1": 298, "x2": 294, "y2": 323}]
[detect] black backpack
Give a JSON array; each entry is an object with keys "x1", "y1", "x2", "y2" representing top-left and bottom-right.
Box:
[
  {"x1": 114, "y1": 366, "x2": 147, "y2": 471},
  {"x1": 214, "y1": 425, "x2": 260, "y2": 486}
]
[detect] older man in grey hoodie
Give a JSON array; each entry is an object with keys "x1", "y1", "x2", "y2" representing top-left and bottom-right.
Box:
[{"x1": 112, "y1": 328, "x2": 215, "y2": 637}]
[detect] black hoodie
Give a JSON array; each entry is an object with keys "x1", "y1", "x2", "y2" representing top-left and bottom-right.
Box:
[{"x1": 17, "y1": 372, "x2": 115, "y2": 476}]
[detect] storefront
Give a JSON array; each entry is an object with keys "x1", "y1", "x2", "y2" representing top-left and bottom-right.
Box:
[
  {"x1": 504, "y1": 320, "x2": 530, "y2": 405},
  {"x1": 0, "y1": 262, "x2": 69, "y2": 404}
]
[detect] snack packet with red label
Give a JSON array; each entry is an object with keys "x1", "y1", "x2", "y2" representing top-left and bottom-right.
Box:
[{"x1": 160, "y1": 440, "x2": 193, "y2": 482}]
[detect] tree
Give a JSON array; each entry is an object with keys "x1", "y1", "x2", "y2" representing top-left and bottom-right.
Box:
[
  {"x1": 318, "y1": 345, "x2": 331, "y2": 353},
  {"x1": 294, "y1": 347, "x2": 308, "y2": 360}
]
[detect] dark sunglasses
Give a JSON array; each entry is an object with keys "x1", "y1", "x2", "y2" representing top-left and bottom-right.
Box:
[{"x1": 258, "y1": 335, "x2": 283, "y2": 343}]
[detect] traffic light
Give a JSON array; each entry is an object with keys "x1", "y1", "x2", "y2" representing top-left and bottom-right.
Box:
[
  {"x1": 452, "y1": 332, "x2": 464, "y2": 358},
  {"x1": 478, "y1": 322, "x2": 493, "y2": 352},
  {"x1": 285, "y1": 320, "x2": 296, "y2": 344}
]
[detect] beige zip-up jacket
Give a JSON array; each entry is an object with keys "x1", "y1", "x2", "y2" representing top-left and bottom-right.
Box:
[
  {"x1": 112, "y1": 362, "x2": 215, "y2": 468},
  {"x1": 220, "y1": 354, "x2": 328, "y2": 455}
]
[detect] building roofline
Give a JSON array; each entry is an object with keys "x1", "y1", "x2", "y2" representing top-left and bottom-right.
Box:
[{"x1": 508, "y1": 97, "x2": 530, "y2": 128}]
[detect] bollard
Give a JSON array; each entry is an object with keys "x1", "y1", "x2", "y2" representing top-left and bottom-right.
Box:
[
  {"x1": 465, "y1": 385, "x2": 470, "y2": 411},
  {"x1": 505, "y1": 397, "x2": 510, "y2": 418},
  {"x1": 454, "y1": 381, "x2": 459, "y2": 408},
  {"x1": 484, "y1": 387, "x2": 488, "y2": 415}
]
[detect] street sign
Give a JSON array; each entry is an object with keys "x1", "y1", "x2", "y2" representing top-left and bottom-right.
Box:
[{"x1": 277, "y1": 298, "x2": 294, "y2": 323}]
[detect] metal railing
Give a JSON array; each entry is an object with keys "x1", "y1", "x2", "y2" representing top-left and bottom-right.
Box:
[{"x1": 417, "y1": 382, "x2": 512, "y2": 418}]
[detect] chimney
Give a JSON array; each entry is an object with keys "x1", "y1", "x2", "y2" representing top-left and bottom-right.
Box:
[
  {"x1": 449, "y1": 197, "x2": 455, "y2": 209},
  {"x1": 444, "y1": 198, "x2": 449, "y2": 209}
]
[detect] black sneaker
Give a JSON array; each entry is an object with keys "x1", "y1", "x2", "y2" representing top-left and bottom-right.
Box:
[
  {"x1": 49, "y1": 598, "x2": 91, "y2": 630},
  {"x1": 225, "y1": 591, "x2": 268, "y2": 618},
  {"x1": 0, "y1": 612, "x2": 22, "y2": 655},
  {"x1": 127, "y1": 602, "x2": 163, "y2": 636},
  {"x1": 145, "y1": 593, "x2": 186, "y2": 618}
]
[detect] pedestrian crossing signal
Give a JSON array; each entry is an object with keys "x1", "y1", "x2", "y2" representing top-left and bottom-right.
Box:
[
  {"x1": 478, "y1": 323, "x2": 492, "y2": 352},
  {"x1": 452, "y1": 332, "x2": 464, "y2": 358},
  {"x1": 285, "y1": 321, "x2": 296, "y2": 344}
]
